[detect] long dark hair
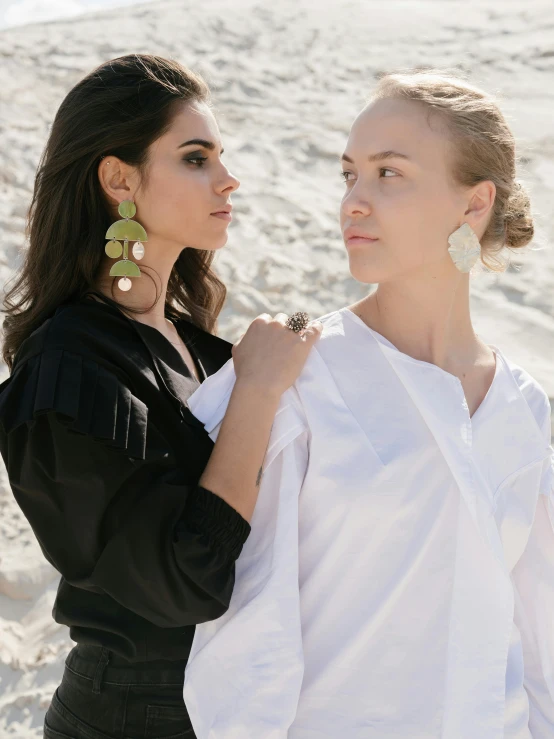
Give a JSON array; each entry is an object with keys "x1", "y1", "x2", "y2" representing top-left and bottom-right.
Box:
[{"x1": 2, "y1": 53, "x2": 227, "y2": 370}]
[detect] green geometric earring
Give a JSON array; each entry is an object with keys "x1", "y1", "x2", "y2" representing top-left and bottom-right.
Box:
[{"x1": 105, "y1": 199, "x2": 147, "y2": 291}]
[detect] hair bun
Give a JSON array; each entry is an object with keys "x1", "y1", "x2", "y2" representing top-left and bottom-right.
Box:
[{"x1": 504, "y1": 181, "x2": 534, "y2": 249}]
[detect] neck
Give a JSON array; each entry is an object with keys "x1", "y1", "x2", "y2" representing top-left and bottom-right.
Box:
[{"x1": 353, "y1": 266, "x2": 487, "y2": 373}]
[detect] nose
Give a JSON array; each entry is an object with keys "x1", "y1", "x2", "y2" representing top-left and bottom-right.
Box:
[
  {"x1": 341, "y1": 185, "x2": 371, "y2": 218},
  {"x1": 217, "y1": 165, "x2": 240, "y2": 194}
]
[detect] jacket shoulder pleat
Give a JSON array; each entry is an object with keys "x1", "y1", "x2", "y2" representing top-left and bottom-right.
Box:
[{"x1": 0, "y1": 347, "x2": 148, "y2": 460}]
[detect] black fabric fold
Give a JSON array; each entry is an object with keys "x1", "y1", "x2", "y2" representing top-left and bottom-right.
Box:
[
  {"x1": 182, "y1": 485, "x2": 252, "y2": 562},
  {"x1": 0, "y1": 348, "x2": 148, "y2": 460}
]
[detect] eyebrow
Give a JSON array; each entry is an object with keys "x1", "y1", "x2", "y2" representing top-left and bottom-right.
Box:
[
  {"x1": 341, "y1": 150, "x2": 410, "y2": 164},
  {"x1": 178, "y1": 138, "x2": 224, "y2": 154}
]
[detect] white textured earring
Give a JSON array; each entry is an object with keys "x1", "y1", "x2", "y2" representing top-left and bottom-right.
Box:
[{"x1": 447, "y1": 222, "x2": 481, "y2": 273}]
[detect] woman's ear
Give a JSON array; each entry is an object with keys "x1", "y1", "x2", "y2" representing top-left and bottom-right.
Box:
[
  {"x1": 464, "y1": 180, "x2": 496, "y2": 239},
  {"x1": 97, "y1": 157, "x2": 134, "y2": 209}
]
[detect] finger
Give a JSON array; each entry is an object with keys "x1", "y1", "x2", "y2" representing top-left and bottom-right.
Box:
[
  {"x1": 299, "y1": 321, "x2": 324, "y2": 340},
  {"x1": 273, "y1": 312, "x2": 289, "y2": 325}
]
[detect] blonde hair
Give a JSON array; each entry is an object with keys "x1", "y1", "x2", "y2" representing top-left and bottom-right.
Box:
[{"x1": 370, "y1": 69, "x2": 534, "y2": 272}]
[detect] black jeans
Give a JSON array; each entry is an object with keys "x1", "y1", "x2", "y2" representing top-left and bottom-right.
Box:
[{"x1": 43, "y1": 644, "x2": 195, "y2": 739}]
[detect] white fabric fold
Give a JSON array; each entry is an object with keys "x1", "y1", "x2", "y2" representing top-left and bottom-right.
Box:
[
  {"x1": 511, "y1": 402, "x2": 554, "y2": 738},
  {"x1": 184, "y1": 360, "x2": 308, "y2": 737}
]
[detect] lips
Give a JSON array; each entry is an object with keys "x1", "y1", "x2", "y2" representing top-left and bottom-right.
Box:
[
  {"x1": 211, "y1": 205, "x2": 232, "y2": 215},
  {"x1": 344, "y1": 226, "x2": 378, "y2": 241}
]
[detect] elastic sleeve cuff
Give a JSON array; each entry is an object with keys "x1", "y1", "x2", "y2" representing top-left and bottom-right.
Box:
[{"x1": 183, "y1": 485, "x2": 251, "y2": 561}]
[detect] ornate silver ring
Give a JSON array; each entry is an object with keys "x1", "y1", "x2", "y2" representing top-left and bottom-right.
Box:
[{"x1": 285, "y1": 311, "x2": 310, "y2": 333}]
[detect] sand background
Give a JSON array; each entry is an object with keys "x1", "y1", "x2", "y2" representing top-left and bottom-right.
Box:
[{"x1": 0, "y1": 0, "x2": 553, "y2": 734}]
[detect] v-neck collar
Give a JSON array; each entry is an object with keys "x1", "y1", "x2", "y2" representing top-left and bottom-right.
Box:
[
  {"x1": 77, "y1": 295, "x2": 206, "y2": 384},
  {"x1": 340, "y1": 306, "x2": 501, "y2": 425},
  {"x1": 133, "y1": 318, "x2": 207, "y2": 384}
]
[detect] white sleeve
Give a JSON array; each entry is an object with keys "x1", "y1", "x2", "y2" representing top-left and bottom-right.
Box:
[
  {"x1": 512, "y1": 397, "x2": 554, "y2": 738},
  {"x1": 185, "y1": 357, "x2": 307, "y2": 471},
  {"x1": 183, "y1": 357, "x2": 309, "y2": 738}
]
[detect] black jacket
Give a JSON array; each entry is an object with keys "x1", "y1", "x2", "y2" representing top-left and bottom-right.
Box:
[{"x1": 0, "y1": 296, "x2": 251, "y2": 662}]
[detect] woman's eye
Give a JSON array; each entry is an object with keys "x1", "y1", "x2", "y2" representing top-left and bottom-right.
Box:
[
  {"x1": 184, "y1": 156, "x2": 208, "y2": 167},
  {"x1": 340, "y1": 168, "x2": 397, "y2": 182}
]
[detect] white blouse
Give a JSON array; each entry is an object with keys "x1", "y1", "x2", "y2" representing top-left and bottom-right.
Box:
[{"x1": 182, "y1": 306, "x2": 554, "y2": 739}]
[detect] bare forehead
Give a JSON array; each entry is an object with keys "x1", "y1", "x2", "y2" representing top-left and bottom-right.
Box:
[
  {"x1": 165, "y1": 100, "x2": 222, "y2": 145},
  {"x1": 348, "y1": 97, "x2": 447, "y2": 152}
]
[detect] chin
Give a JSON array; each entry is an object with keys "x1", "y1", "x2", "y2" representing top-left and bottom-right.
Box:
[
  {"x1": 191, "y1": 236, "x2": 229, "y2": 252},
  {"x1": 211, "y1": 237, "x2": 229, "y2": 251},
  {"x1": 347, "y1": 260, "x2": 386, "y2": 285}
]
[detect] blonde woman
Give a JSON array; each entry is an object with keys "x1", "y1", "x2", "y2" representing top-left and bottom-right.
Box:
[{"x1": 183, "y1": 70, "x2": 554, "y2": 738}]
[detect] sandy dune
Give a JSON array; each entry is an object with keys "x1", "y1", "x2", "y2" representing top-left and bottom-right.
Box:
[{"x1": 0, "y1": 0, "x2": 553, "y2": 734}]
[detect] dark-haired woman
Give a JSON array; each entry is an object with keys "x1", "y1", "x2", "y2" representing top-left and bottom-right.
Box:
[{"x1": 0, "y1": 53, "x2": 322, "y2": 738}]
